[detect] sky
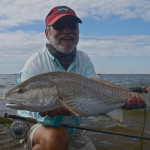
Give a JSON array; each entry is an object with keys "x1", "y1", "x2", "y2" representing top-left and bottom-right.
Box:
[{"x1": 0, "y1": 0, "x2": 150, "y2": 74}]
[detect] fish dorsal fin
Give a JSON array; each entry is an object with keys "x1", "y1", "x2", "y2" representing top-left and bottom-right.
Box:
[
  {"x1": 57, "y1": 98, "x2": 80, "y2": 116},
  {"x1": 89, "y1": 78, "x2": 130, "y2": 92},
  {"x1": 106, "y1": 108, "x2": 123, "y2": 122}
]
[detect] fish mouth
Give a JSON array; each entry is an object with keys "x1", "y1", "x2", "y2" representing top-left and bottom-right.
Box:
[
  {"x1": 5, "y1": 99, "x2": 22, "y2": 108},
  {"x1": 6, "y1": 102, "x2": 20, "y2": 108},
  {"x1": 0, "y1": 94, "x2": 21, "y2": 107}
]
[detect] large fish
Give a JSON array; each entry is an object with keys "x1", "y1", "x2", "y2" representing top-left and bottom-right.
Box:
[{"x1": 2, "y1": 72, "x2": 150, "y2": 120}]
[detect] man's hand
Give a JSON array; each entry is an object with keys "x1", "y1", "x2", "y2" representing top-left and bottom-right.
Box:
[
  {"x1": 39, "y1": 107, "x2": 73, "y2": 117},
  {"x1": 122, "y1": 86, "x2": 149, "y2": 110},
  {"x1": 122, "y1": 94, "x2": 146, "y2": 110}
]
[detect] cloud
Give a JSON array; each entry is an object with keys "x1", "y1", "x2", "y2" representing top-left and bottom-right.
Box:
[
  {"x1": 79, "y1": 35, "x2": 150, "y2": 57},
  {"x1": 0, "y1": 31, "x2": 46, "y2": 68},
  {"x1": 0, "y1": 31, "x2": 46, "y2": 51},
  {"x1": 0, "y1": 0, "x2": 150, "y2": 73},
  {"x1": 0, "y1": 31, "x2": 150, "y2": 63},
  {"x1": 0, "y1": 0, "x2": 150, "y2": 29},
  {"x1": 0, "y1": 30, "x2": 149, "y2": 73}
]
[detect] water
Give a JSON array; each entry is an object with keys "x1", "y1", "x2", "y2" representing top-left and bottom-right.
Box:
[
  {"x1": 0, "y1": 74, "x2": 18, "y2": 116},
  {"x1": 0, "y1": 74, "x2": 150, "y2": 150}
]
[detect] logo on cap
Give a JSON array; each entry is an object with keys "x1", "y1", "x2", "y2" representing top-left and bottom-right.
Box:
[{"x1": 57, "y1": 6, "x2": 70, "y2": 12}]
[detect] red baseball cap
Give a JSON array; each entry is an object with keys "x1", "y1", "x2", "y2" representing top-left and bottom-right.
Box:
[{"x1": 45, "y1": 6, "x2": 82, "y2": 26}]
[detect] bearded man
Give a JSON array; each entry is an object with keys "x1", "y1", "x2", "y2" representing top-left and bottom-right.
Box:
[{"x1": 17, "y1": 6, "x2": 146, "y2": 150}]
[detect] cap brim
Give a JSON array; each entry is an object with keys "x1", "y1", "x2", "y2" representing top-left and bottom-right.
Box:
[{"x1": 48, "y1": 14, "x2": 82, "y2": 25}]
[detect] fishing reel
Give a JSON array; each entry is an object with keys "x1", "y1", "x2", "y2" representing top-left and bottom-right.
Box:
[{"x1": 9, "y1": 120, "x2": 29, "y2": 140}]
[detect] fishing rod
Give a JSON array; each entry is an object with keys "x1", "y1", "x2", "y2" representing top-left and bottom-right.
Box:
[
  {"x1": 1, "y1": 113, "x2": 150, "y2": 141},
  {"x1": 63, "y1": 125, "x2": 150, "y2": 141}
]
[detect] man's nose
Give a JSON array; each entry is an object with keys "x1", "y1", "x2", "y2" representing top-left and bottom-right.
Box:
[{"x1": 62, "y1": 26, "x2": 72, "y2": 33}]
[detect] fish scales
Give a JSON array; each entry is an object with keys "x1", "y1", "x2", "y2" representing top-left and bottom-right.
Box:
[{"x1": 2, "y1": 72, "x2": 150, "y2": 117}]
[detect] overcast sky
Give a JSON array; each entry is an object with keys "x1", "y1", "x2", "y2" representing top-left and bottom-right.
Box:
[{"x1": 0, "y1": 0, "x2": 150, "y2": 74}]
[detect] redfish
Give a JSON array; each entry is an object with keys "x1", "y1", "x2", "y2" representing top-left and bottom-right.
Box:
[{"x1": 3, "y1": 72, "x2": 150, "y2": 121}]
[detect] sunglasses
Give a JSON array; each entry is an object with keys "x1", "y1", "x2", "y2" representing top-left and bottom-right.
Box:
[{"x1": 52, "y1": 22, "x2": 78, "y2": 30}]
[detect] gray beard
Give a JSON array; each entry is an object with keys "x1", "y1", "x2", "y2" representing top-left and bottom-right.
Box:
[
  {"x1": 46, "y1": 43, "x2": 76, "y2": 70},
  {"x1": 49, "y1": 36, "x2": 78, "y2": 54}
]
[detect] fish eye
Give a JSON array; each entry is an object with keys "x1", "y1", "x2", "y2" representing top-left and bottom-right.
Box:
[
  {"x1": 144, "y1": 90, "x2": 148, "y2": 94},
  {"x1": 17, "y1": 89, "x2": 24, "y2": 94}
]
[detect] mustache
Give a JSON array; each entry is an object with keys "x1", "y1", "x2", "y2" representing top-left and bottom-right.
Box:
[{"x1": 58, "y1": 34, "x2": 75, "y2": 39}]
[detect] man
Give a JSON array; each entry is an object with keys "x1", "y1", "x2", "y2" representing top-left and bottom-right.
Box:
[{"x1": 17, "y1": 6, "x2": 146, "y2": 150}]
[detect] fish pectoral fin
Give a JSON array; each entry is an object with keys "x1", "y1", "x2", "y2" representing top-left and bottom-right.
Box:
[
  {"x1": 57, "y1": 98, "x2": 80, "y2": 117},
  {"x1": 106, "y1": 108, "x2": 123, "y2": 122}
]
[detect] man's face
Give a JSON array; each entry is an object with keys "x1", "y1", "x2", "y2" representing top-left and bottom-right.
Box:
[{"x1": 45, "y1": 17, "x2": 79, "y2": 54}]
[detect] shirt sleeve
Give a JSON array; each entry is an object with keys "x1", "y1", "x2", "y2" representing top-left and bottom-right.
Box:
[
  {"x1": 19, "y1": 56, "x2": 42, "y2": 82},
  {"x1": 85, "y1": 61, "x2": 99, "y2": 78},
  {"x1": 82, "y1": 53, "x2": 99, "y2": 78}
]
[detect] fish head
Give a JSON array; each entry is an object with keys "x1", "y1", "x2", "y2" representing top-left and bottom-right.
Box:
[{"x1": 3, "y1": 76, "x2": 60, "y2": 112}]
